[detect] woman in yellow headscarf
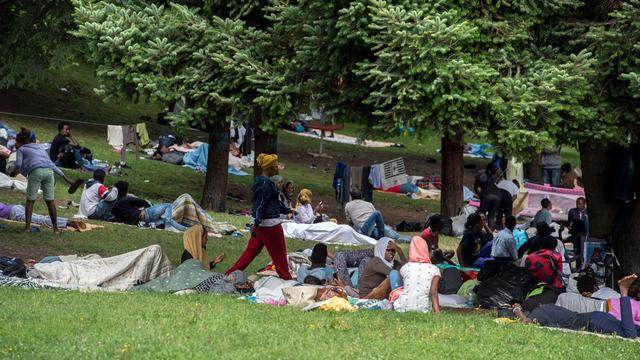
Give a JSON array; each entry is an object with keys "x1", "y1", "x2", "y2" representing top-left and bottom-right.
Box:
[
  {"x1": 181, "y1": 225, "x2": 225, "y2": 270},
  {"x1": 293, "y1": 188, "x2": 324, "y2": 224},
  {"x1": 226, "y1": 154, "x2": 294, "y2": 280}
]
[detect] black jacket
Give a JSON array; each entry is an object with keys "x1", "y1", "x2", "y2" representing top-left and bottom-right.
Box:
[
  {"x1": 252, "y1": 176, "x2": 290, "y2": 225},
  {"x1": 112, "y1": 196, "x2": 151, "y2": 225}
]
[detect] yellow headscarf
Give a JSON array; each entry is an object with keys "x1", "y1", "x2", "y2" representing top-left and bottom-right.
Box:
[
  {"x1": 297, "y1": 188, "x2": 313, "y2": 208},
  {"x1": 256, "y1": 153, "x2": 278, "y2": 170},
  {"x1": 183, "y1": 225, "x2": 210, "y2": 270}
]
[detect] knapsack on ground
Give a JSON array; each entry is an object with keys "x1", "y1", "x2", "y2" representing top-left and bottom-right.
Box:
[
  {"x1": 438, "y1": 267, "x2": 463, "y2": 295},
  {"x1": 0, "y1": 256, "x2": 26, "y2": 278}
]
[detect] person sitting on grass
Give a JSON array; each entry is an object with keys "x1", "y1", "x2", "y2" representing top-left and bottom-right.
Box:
[
  {"x1": 0, "y1": 202, "x2": 86, "y2": 231},
  {"x1": 293, "y1": 189, "x2": 324, "y2": 224},
  {"x1": 421, "y1": 214, "x2": 454, "y2": 260},
  {"x1": 13, "y1": 128, "x2": 81, "y2": 233},
  {"x1": 358, "y1": 237, "x2": 406, "y2": 299},
  {"x1": 533, "y1": 198, "x2": 553, "y2": 227},
  {"x1": 512, "y1": 274, "x2": 640, "y2": 339},
  {"x1": 280, "y1": 180, "x2": 295, "y2": 210},
  {"x1": 49, "y1": 122, "x2": 106, "y2": 172},
  {"x1": 78, "y1": 169, "x2": 119, "y2": 220},
  {"x1": 393, "y1": 236, "x2": 441, "y2": 313},
  {"x1": 456, "y1": 213, "x2": 494, "y2": 268},
  {"x1": 226, "y1": 154, "x2": 294, "y2": 280},
  {"x1": 181, "y1": 225, "x2": 225, "y2": 270},
  {"x1": 297, "y1": 243, "x2": 334, "y2": 284},
  {"x1": 345, "y1": 190, "x2": 410, "y2": 242},
  {"x1": 518, "y1": 222, "x2": 553, "y2": 259},
  {"x1": 524, "y1": 235, "x2": 565, "y2": 290},
  {"x1": 490, "y1": 215, "x2": 518, "y2": 262}
]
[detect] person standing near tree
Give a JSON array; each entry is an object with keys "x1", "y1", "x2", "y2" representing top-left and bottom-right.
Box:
[
  {"x1": 13, "y1": 128, "x2": 77, "y2": 233},
  {"x1": 226, "y1": 154, "x2": 294, "y2": 280},
  {"x1": 541, "y1": 144, "x2": 562, "y2": 187}
]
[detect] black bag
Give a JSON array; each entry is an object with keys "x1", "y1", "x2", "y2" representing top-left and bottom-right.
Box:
[
  {"x1": 475, "y1": 277, "x2": 526, "y2": 309},
  {"x1": 0, "y1": 256, "x2": 27, "y2": 278},
  {"x1": 475, "y1": 261, "x2": 537, "y2": 309},
  {"x1": 438, "y1": 267, "x2": 463, "y2": 295},
  {"x1": 396, "y1": 221, "x2": 421, "y2": 232}
]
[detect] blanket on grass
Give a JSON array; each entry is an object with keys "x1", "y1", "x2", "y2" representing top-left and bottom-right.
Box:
[
  {"x1": 282, "y1": 222, "x2": 376, "y2": 246},
  {"x1": 182, "y1": 143, "x2": 249, "y2": 176},
  {"x1": 171, "y1": 194, "x2": 237, "y2": 235},
  {"x1": 0, "y1": 173, "x2": 28, "y2": 193},
  {"x1": 132, "y1": 259, "x2": 235, "y2": 293},
  {"x1": 31, "y1": 245, "x2": 173, "y2": 290}
]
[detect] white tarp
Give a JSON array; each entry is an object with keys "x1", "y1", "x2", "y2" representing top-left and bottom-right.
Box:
[
  {"x1": 31, "y1": 245, "x2": 173, "y2": 290},
  {"x1": 282, "y1": 222, "x2": 376, "y2": 246}
]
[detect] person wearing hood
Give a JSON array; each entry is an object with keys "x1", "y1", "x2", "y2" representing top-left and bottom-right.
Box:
[
  {"x1": 293, "y1": 188, "x2": 324, "y2": 224},
  {"x1": 226, "y1": 154, "x2": 294, "y2": 280},
  {"x1": 181, "y1": 225, "x2": 225, "y2": 270},
  {"x1": 13, "y1": 128, "x2": 79, "y2": 233},
  {"x1": 358, "y1": 237, "x2": 406, "y2": 299},
  {"x1": 281, "y1": 180, "x2": 295, "y2": 210},
  {"x1": 393, "y1": 236, "x2": 441, "y2": 313}
]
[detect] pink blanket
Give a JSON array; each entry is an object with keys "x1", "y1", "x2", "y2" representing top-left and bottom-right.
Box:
[{"x1": 517, "y1": 182, "x2": 584, "y2": 221}]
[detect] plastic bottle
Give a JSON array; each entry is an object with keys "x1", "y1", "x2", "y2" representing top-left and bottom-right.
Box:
[{"x1": 466, "y1": 290, "x2": 474, "y2": 307}]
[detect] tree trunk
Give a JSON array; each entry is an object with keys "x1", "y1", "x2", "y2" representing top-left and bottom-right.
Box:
[
  {"x1": 201, "y1": 120, "x2": 230, "y2": 212},
  {"x1": 580, "y1": 142, "x2": 640, "y2": 273},
  {"x1": 523, "y1": 150, "x2": 542, "y2": 182},
  {"x1": 441, "y1": 130, "x2": 464, "y2": 218},
  {"x1": 253, "y1": 108, "x2": 278, "y2": 176}
]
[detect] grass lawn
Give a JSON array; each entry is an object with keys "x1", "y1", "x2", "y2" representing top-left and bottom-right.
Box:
[{"x1": 0, "y1": 66, "x2": 616, "y2": 358}]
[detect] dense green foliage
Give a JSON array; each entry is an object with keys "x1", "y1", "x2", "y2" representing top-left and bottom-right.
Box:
[{"x1": 0, "y1": 0, "x2": 77, "y2": 88}]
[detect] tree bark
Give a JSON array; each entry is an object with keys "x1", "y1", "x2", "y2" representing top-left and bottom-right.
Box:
[
  {"x1": 523, "y1": 150, "x2": 542, "y2": 182},
  {"x1": 253, "y1": 108, "x2": 278, "y2": 176},
  {"x1": 201, "y1": 120, "x2": 230, "y2": 212},
  {"x1": 441, "y1": 130, "x2": 464, "y2": 218},
  {"x1": 580, "y1": 142, "x2": 640, "y2": 273}
]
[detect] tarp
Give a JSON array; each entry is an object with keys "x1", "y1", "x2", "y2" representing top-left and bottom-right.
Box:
[
  {"x1": 517, "y1": 182, "x2": 585, "y2": 222},
  {"x1": 282, "y1": 222, "x2": 377, "y2": 246},
  {"x1": 31, "y1": 245, "x2": 173, "y2": 290}
]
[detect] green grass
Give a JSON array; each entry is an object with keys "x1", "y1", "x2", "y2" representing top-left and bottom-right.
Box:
[
  {"x1": 0, "y1": 66, "x2": 611, "y2": 358},
  {"x1": 1, "y1": 289, "x2": 637, "y2": 359}
]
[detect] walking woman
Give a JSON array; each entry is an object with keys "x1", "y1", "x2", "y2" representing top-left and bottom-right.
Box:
[
  {"x1": 13, "y1": 128, "x2": 80, "y2": 233},
  {"x1": 226, "y1": 154, "x2": 294, "y2": 279}
]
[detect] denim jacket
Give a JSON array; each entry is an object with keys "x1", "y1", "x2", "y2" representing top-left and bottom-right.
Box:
[{"x1": 252, "y1": 176, "x2": 290, "y2": 225}]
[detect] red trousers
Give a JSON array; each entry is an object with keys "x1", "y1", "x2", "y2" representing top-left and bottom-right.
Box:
[{"x1": 226, "y1": 224, "x2": 292, "y2": 280}]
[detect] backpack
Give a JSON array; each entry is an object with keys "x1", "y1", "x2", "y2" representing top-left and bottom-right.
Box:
[
  {"x1": 438, "y1": 267, "x2": 463, "y2": 295},
  {"x1": 0, "y1": 257, "x2": 27, "y2": 278}
]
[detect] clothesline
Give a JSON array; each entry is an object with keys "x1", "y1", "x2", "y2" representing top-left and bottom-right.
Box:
[{"x1": 0, "y1": 111, "x2": 194, "y2": 131}]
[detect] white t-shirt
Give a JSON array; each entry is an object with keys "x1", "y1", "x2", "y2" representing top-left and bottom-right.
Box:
[{"x1": 393, "y1": 262, "x2": 441, "y2": 313}]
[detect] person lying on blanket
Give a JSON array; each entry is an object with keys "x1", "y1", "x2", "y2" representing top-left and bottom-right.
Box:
[
  {"x1": 358, "y1": 238, "x2": 406, "y2": 299},
  {"x1": 512, "y1": 275, "x2": 640, "y2": 339},
  {"x1": 152, "y1": 144, "x2": 185, "y2": 165},
  {"x1": 344, "y1": 190, "x2": 410, "y2": 242},
  {"x1": 569, "y1": 274, "x2": 640, "y2": 326},
  {"x1": 110, "y1": 181, "x2": 186, "y2": 231},
  {"x1": 0, "y1": 202, "x2": 86, "y2": 231},
  {"x1": 297, "y1": 244, "x2": 335, "y2": 285}
]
